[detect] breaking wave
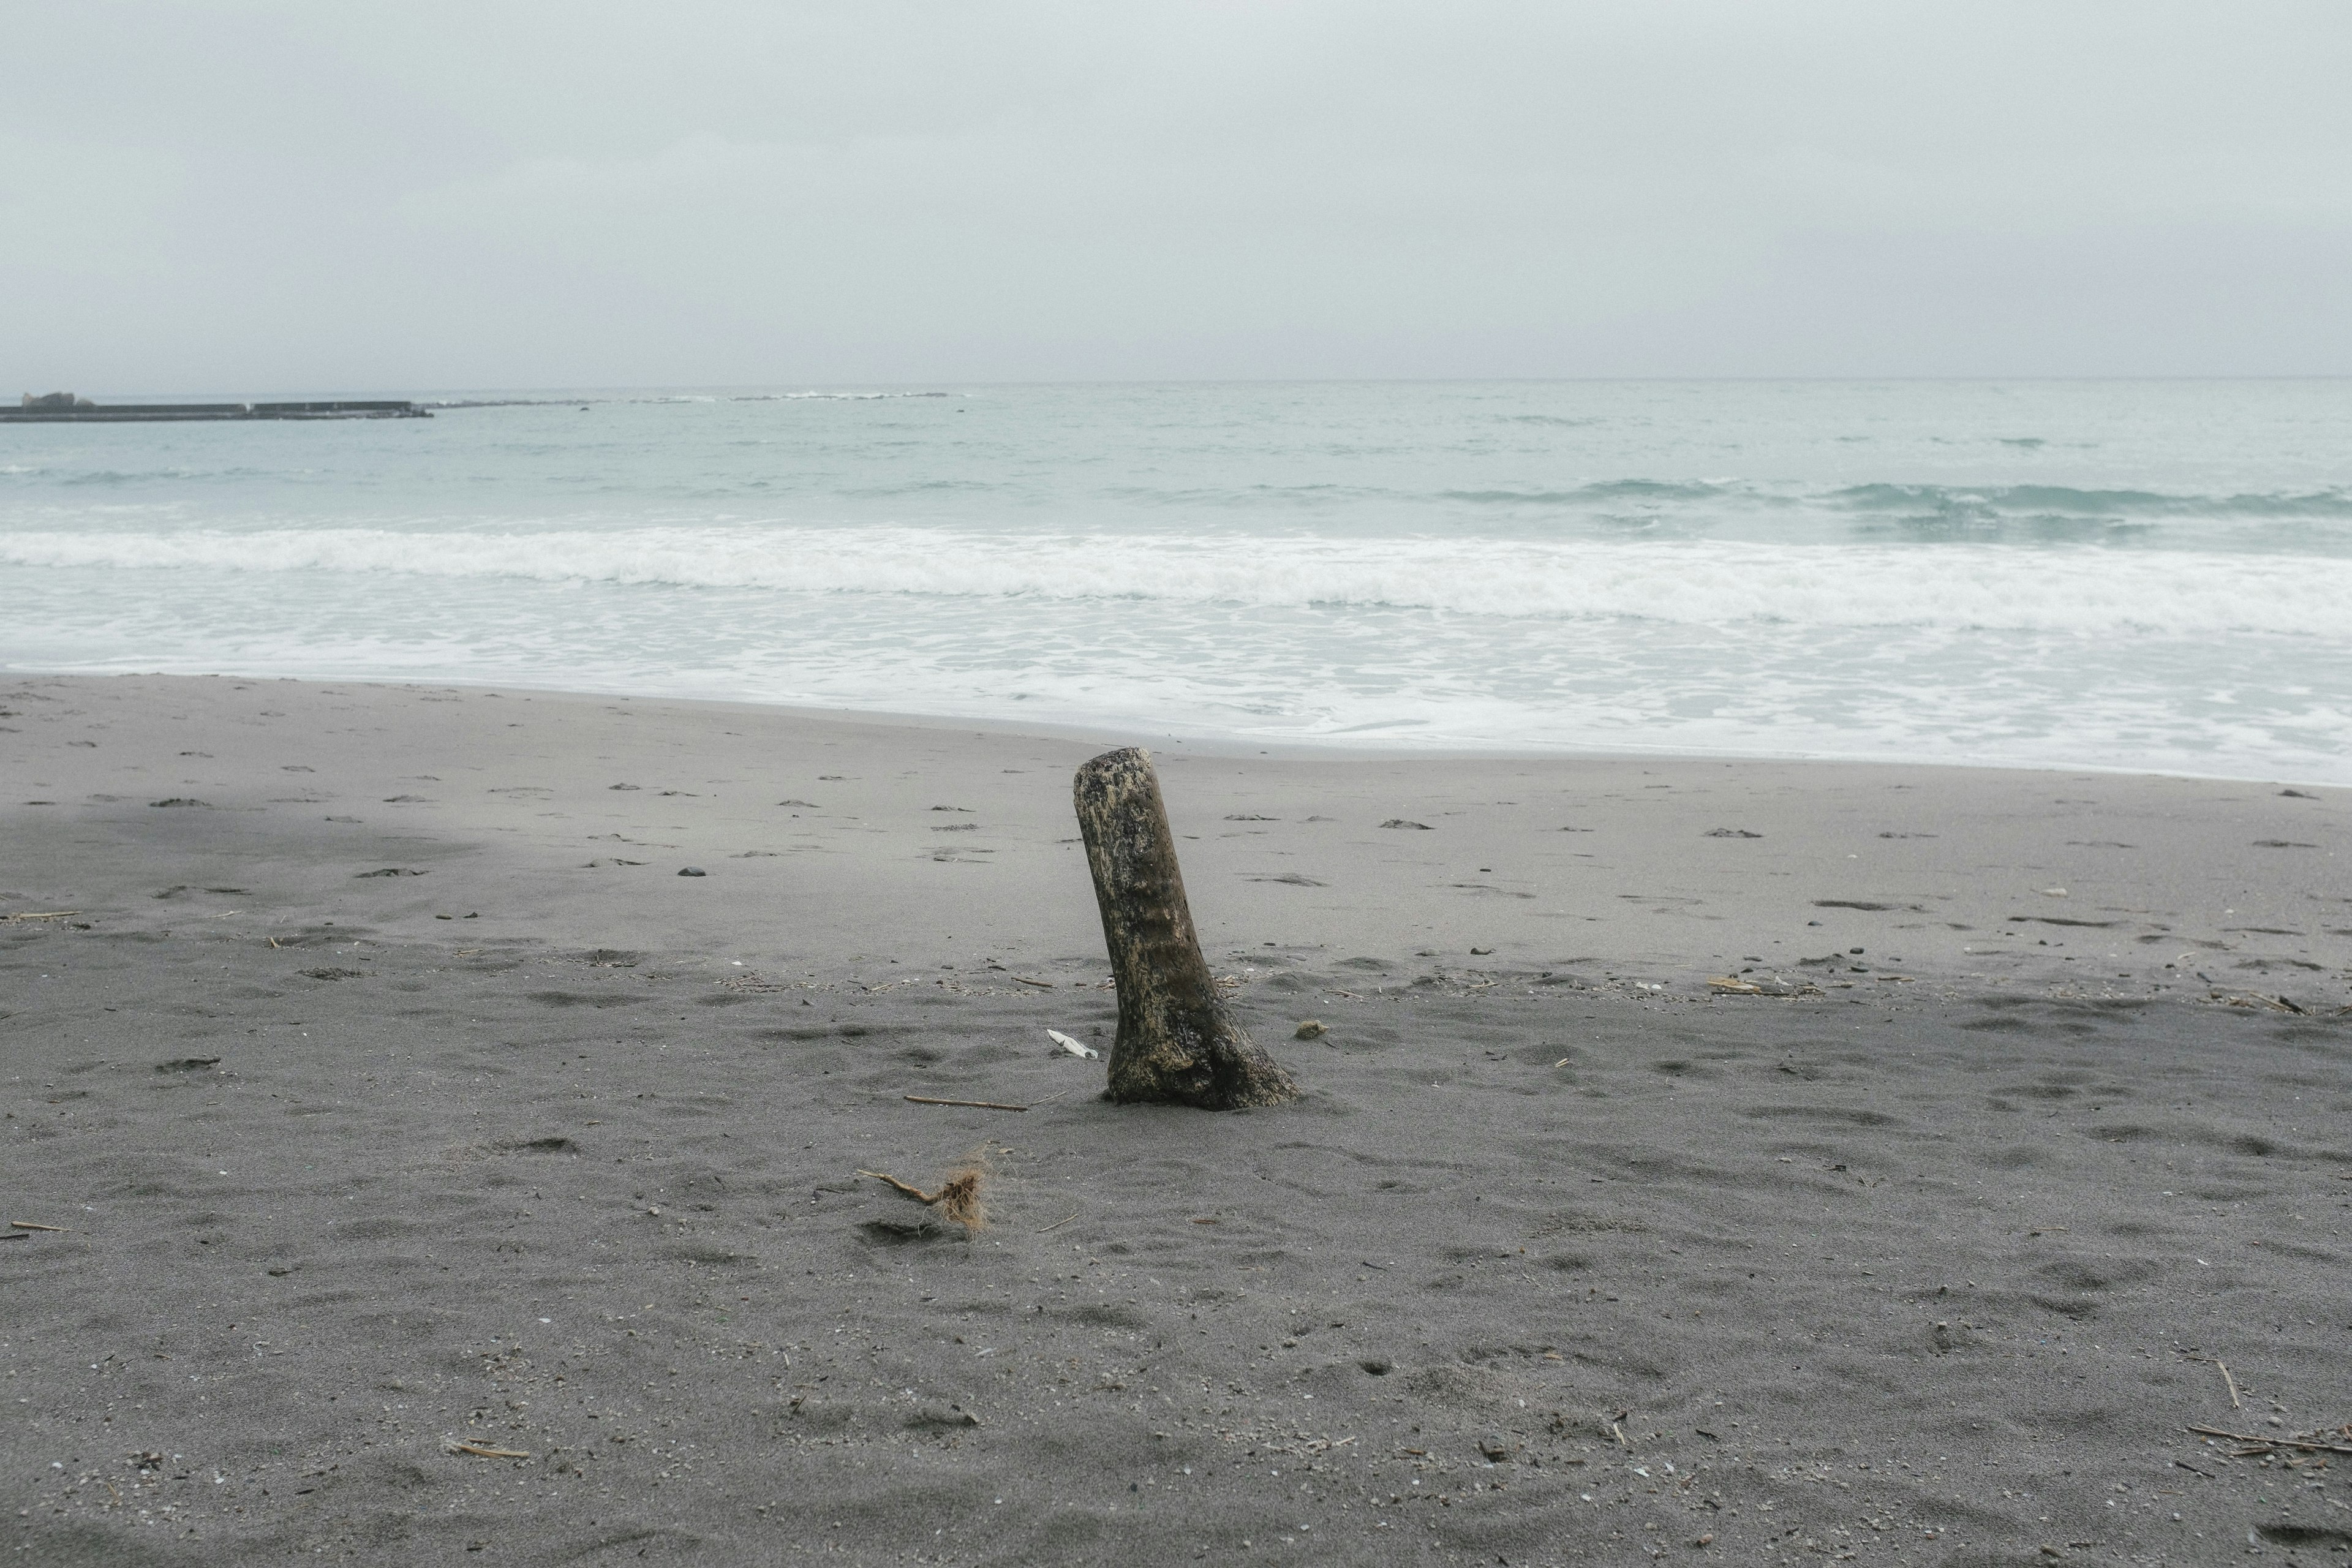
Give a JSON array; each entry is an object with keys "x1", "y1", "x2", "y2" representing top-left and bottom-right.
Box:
[{"x1": 3, "y1": 526, "x2": 2345, "y2": 639}]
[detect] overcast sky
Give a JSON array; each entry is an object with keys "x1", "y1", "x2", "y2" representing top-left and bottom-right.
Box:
[{"x1": 6, "y1": 2, "x2": 2348, "y2": 392}]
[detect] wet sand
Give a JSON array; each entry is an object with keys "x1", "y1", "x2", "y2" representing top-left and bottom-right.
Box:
[{"x1": 4, "y1": 673, "x2": 2350, "y2": 1566}]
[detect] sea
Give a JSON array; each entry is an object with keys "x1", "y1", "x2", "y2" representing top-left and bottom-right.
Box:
[{"x1": 4, "y1": 380, "x2": 2349, "y2": 784}]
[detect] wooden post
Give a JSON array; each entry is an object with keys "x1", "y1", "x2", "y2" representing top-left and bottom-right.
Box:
[{"x1": 1072, "y1": 747, "x2": 1300, "y2": 1109}]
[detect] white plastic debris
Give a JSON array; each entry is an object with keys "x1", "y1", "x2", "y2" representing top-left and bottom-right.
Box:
[{"x1": 1047, "y1": 1029, "x2": 1099, "y2": 1060}]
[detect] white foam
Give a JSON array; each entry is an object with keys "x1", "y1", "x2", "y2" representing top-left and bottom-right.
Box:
[{"x1": 3, "y1": 526, "x2": 2346, "y2": 639}]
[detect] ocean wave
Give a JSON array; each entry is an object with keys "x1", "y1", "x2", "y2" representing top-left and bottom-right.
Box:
[
  {"x1": 1440, "y1": 480, "x2": 1733, "y2": 507},
  {"x1": 4, "y1": 526, "x2": 2346, "y2": 638},
  {"x1": 1831, "y1": 482, "x2": 2352, "y2": 520}
]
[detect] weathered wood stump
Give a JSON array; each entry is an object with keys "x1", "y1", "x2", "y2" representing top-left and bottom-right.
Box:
[{"x1": 1073, "y1": 747, "x2": 1300, "y2": 1109}]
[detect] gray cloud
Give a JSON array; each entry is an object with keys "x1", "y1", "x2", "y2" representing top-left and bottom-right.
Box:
[{"x1": 6, "y1": 1, "x2": 2347, "y2": 391}]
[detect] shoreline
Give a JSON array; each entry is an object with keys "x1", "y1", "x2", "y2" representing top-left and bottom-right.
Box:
[
  {"x1": 5, "y1": 671, "x2": 2348, "y2": 1564},
  {"x1": 5, "y1": 662, "x2": 2343, "y2": 789}
]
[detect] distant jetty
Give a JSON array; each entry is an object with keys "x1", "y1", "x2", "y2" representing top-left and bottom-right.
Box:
[{"x1": 4, "y1": 392, "x2": 429, "y2": 423}]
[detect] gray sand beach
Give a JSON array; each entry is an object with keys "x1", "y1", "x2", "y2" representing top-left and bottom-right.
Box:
[{"x1": 6, "y1": 674, "x2": 2350, "y2": 1566}]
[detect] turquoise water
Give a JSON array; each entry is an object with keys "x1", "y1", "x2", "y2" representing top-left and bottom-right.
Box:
[{"x1": 5, "y1": 380, "x2": 2350, "y2": 781}]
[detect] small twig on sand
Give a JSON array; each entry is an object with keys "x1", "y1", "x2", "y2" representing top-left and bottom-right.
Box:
[
  {"x1": 2217, "y1": 1360, "x2": 2244, "y2": 1410},
  {"x1": 2186, "y1": 1424, "x2": 2352, "y2": 1457},
  {"x1": 1036, "y1": 1210, "x2": 1080, "y2": 1234},
  {"x1": 903, "y1": 1095, "x2": 1026, "y2": 1112},
  {"x1": 1008, "y1": 974, "x2": 1054, "y2": 989},
  {"x1": 7, "y1": 1221, "x2": 67, "y2": 1232},
  {"x1": 446, "y1": 1441, "x2": 531, "y2": 1460},
  {"x1": 0, "y1": 912, "x2": 78, "y2": 923},
  {"x1": 859, "y1": 1170, "x2": 936, "y2": 1201}
]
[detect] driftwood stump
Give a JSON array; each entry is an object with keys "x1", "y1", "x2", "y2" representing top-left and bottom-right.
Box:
[{"x1": 1073, "y1": 747, "x2": 1300, "y2": 1109}]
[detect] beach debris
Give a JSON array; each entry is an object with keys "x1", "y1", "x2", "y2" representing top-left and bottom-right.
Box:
[
  {"x1": 1047, "y1": 1028, "x2": 1099, "y2": 1058},
  {"x1": 300, "y1": 967, "x2": 363, "y2": 981},
  {"x1": 677, "y1": 866, "x2": 706, "y2": 876},
  {"x1": 2210, "y1": 990, "x2": 2305, "y2": 1013},
  {"x1": 2217, "y1": 1360, "x2": 2244, "y2": 1409},
  {"x1": 1036, "y1": 1210, "x2": 1080, "y2": 1233},
  {"x1": 2186, "y1": 1423, "x2": 2352, "y2": 1458},
  {"x1": 9, "y1": 1221, "x2": 67, "y2": 1232},
  {"x1": 1378, "y1": 819, "x2": 1431, "y2": 830},
  {"x1": 149, "y1": 797, "x2": 209, "y2": 808},
  {"x1": 857, "y1": 1158, "x2": 988, "y2": 1231},
  {"x1": 446, "y1": 1441, "x2": 532, "y2": 1460},
  {"x1": 1703, "y1": 827, "x2": 1761, "y2": 838},
  {"x1": 608, "y1": 783, "x2": 641, "y2": 790},
  {"x1": 1294, "y1": 1019, "x2": 1329, "y2": 1039},
  {"x1": 1074, "y1": 748, "x2": 1300, "y2": 1110},
  {"x1": 154, "y1": 1056, "x2": 222, "y2": 1072},
  {"x1": 1006, "y1": 973, "x2": 1054, "y2": 989},
  {"x1": 903, "y1": 1094, "x2": 1027, "y2": 1112},
  {"x1": 0, "y1": 911, "x2": 78, "y2": 922},
  {"x1": 354, "y1": 867, "x2": 424, "y2": 877},
  {"x1": 2280, "y1": 788, "x2": 2316, "y2": 798}
]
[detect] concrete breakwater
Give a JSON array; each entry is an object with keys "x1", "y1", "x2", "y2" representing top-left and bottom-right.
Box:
[{"x1": 5, "y1": 393, "x2": 429, "y2": 422}]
